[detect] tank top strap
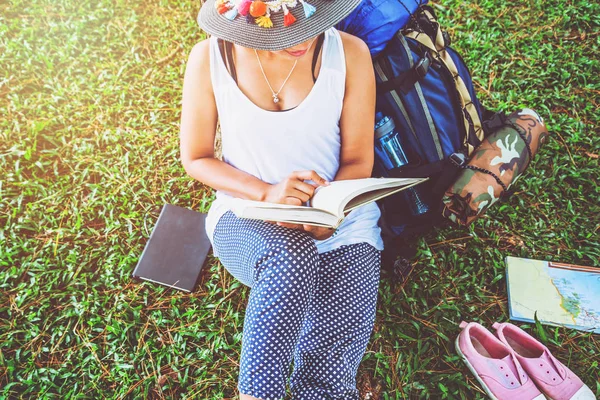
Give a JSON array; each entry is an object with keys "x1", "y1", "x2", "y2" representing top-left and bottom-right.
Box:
[
  {"x1": 321, "y1": 28, "x2": 346, "y2": 76},
  {"x1": 209, "y1": 36, "x2": 234, "y2": 93}
]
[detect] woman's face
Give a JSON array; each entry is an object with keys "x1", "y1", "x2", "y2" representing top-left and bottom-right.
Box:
[{"x1": 272, "y1": 35, "x2": 320, "y2": 60}]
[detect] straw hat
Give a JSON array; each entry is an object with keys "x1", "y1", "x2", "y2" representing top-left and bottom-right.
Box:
[{"x1": 198, "y1": 0, "x2": 362, "y2": 51}]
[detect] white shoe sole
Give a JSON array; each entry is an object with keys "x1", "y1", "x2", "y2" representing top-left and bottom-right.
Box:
[
  {"x1": 547, "y1": 385, "x2": 597, "y2": 400},
  {"x1": 570, "y1": 385, "x2": 597, "y2": 400},
  {"x1": 455, "y1": 335, "x2": 547, "y2": 400}
]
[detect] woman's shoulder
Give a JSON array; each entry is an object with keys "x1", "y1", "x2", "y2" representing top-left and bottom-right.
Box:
[
  {"x1": 337, "y1": 29, "x2": 370, "y2": 63},
  {"x1": 188, "y1": 39, "x2": 212, "y2": 69},
  {"x1": 184, "y1": 39, "x2": 214, "y2": 89},
  {"x1": 335, "y1": 29, "x2": 373, "y2": 83}
]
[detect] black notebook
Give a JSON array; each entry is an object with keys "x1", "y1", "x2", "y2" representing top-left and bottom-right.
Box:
[{"x1": 132, "y1": 204, "x2": 212, "y2": 293}]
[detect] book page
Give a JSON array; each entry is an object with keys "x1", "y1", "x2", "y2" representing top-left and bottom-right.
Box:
[
  {"x1": 310, "y1": 177, "x2": 427, "y2": 217},
  {"x1": 229, "y1": 198, "x2": 340, "y2": 227},
  {"x1": 344, "y1": 187, "x2": 405, "y2": 211}
]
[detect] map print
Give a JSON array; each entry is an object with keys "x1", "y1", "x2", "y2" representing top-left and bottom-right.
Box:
[{"x1": 506, "y1": 256, "x2": 600, "y2": 334}]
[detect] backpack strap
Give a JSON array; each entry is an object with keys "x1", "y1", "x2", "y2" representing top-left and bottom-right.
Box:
[
  {"x1": 225, "y1": 41, "x2": 238, "y2": 84},
  {"x1": 405, "y1": 9, "x2": 485, "y2": 155},
  {"x1": 387, "y1": 152, "x2": 467, "y2": 197},
  {"x1": 376, "y1": 51, "x2": 432, "y2": 95}
]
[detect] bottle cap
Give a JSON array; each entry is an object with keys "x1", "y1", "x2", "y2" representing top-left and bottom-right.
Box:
[
  {"x1": 374, "y1": 112, "x2": 385, "y2": 130},
  {"x1": 375, "y1": 114, "x2": 396, "y2": 139}
]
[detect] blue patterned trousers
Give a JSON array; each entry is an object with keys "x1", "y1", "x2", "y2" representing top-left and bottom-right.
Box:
[{"x1": 212, "y1": 211, "x2": 382, "y2": 399}]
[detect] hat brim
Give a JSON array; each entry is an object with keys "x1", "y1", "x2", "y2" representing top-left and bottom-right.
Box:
[{"x1": 198, "y1": 0, "x2": 362, "y2": 51}]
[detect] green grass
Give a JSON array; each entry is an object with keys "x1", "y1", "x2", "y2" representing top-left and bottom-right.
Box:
[{"x1": 1, "y1": 0, "x2": 599, "y2": 398}]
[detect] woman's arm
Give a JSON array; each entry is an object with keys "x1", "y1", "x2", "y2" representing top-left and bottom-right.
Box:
[
  {"x1": 333, "y1": 31, "x2": 376, "y2": 182},
  {"x1": 179, "y1": 40, "x2": 270, "y2": 201}
]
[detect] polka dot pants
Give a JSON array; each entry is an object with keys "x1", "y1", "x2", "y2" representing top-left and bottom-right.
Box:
[{"x1": 213, "y1": 210, "x2": 382, "y2": 400}]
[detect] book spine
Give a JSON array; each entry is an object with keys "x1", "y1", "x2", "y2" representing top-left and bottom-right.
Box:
[{"x1": 131, "y1": 205, "x2": 169, "y2": 278}]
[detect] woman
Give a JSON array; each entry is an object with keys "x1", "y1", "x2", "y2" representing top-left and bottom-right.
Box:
[{"x1": 179, "y1": 0, "x2": 384, "y2": 398}]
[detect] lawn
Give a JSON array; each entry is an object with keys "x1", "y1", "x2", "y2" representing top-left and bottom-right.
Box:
[{"x1": 1, "y1": 0, "x2": 599, "y2": 398}]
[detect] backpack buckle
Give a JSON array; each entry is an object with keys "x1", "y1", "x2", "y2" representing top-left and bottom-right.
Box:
[
  {"x1": 415, "y1": 52, "x2": 431, "y2": 80},
  {"x1": 442, "y1": 30, "x2": 452, "y2": 47},
  {"x1": 449, "y1": 152, "x2": 467, "y2": 167}
]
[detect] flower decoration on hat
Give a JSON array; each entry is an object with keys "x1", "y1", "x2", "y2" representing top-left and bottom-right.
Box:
[{"x1": 215, "y1": 0, "x2": 320, "y2": 28}]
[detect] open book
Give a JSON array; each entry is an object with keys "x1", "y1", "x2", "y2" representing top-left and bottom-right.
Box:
[{"x1": 229, "y1": 177, "x2": 428, "y2": 228}]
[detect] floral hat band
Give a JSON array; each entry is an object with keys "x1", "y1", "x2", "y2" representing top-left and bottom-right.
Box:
[
  {"x1": 216, "y1": 0, "x2": 319, "y2": 28},
  {"x1": 198, "y1": 0, "x2": 362, "y2": 51}
]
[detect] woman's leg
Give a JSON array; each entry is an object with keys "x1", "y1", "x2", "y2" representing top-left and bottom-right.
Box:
[
  {"x1": 288, "y1": 242, "x2": 382, "y2": 399},
  {"x1": 213, "y1": 210, "x2": 321, "y2": 400}
]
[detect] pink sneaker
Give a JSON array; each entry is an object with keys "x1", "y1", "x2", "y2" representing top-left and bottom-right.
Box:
[
  {"x1": 456, "y1": 321, "x2": 546, "y2": 400},
  {"x1": 493, "y1": 322, "x2": 596, "y2": 400}
]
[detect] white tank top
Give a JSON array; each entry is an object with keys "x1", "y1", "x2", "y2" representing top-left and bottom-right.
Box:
[{"x1": 205, "y1": 28, "x2": 384, "y2": 256}]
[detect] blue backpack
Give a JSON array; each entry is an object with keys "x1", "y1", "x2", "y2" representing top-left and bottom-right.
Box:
[
  {"x1": 336, "y1": 0, "x2": 421, "y2": 57},
  {"x1": 338, "y1": 1, "x2": 495, "y2": 270}
]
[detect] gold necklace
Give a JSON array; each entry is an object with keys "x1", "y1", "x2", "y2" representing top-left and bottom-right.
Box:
[{"x1": 254, "y1": 36, "x2": 319, "y2": 104}]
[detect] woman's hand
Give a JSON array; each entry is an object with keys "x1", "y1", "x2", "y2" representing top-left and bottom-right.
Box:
[
  {"x1": 276, "y1": 222, "x2": 336, "y2": 240},
  {"x1": 263, "y1": 170, "x2": 330, "y2": 205},
  {"x1": 263, "y1": 170, "x2": 334, "y2": 239}
]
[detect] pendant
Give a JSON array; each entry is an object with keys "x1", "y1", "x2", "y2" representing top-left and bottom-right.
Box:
[{"x1": 273, "y1": 94, "x2": 279, "y2": 103}]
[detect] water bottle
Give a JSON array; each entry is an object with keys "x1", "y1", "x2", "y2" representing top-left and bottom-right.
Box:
[{"x1": 374, "y1": 112, "x2": 430, "y2": 216}]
